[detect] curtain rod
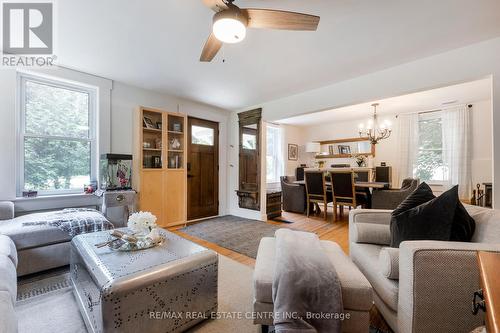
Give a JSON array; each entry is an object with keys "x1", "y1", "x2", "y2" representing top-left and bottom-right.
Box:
[{"x1": 396, "y1": 103, "x2": 472, "y2": 118}]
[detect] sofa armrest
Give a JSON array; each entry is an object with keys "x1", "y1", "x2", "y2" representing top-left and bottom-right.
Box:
[
  {"x1": 0, "y1": 202, "x2": 14, "y2": 221},
  {"x1": 398, "y1": 241, "x2": 500, "y2": 333},
  {"x1": 349, "y1": 209, "x2": 392, "y2": 245}
]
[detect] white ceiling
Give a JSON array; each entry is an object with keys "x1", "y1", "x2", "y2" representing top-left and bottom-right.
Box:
[
  {"x1": 276, "y1": 78, "x2": 492, "y2": 126},
  {"x1": 57, "y1": 0, "x2": 500, "y2": 110}
]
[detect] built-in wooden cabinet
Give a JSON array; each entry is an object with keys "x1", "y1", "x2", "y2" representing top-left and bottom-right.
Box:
[{"x1": 133, "y1": 107, "x2": 187, "y2": 227}]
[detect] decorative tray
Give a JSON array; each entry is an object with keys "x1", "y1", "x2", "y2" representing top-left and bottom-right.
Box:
[{"x1": 108, "y1": 235, "x2": 164, "y2": 252}]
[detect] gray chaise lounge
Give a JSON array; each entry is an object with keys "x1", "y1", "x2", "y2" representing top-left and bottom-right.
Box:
[{"x1": 0, "y1": 201, "x2": 125, "y2": 276}]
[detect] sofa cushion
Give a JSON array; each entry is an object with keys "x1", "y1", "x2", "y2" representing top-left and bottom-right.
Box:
[
  {"x1": 0, "y1": 213, "x2": 71, "y2": 250},
  {"x1": 465, "y1": 204, "x2": 500, "y2": 243},
  {"x1": 254, "y1": 237, "x2": 373, "y2": 311},
  {"x1": 350, "y1": 243, "x2": 399, "y2": 311},
  {"x1": 378, "y1": 247, "x2": 399, "y2": 280},
  {"x1": 355, "y1": 223, "x2": 391, "y2": 245},
  {"x1": 0, "y1": 235, "x2": 17, "y2": 267},
  {"x1": 0, "y1": 290, "x2": 17, "y2": 333},
  {"x1": 390, "y1": 186, "x2": 458, "y2": 247},
  {"x1": 0, "y1": 255, "x2": 17, "y2": 303}
]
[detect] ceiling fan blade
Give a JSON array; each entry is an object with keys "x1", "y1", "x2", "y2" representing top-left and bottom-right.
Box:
[
  {"x1": 202, "y1": 0, "x2": 228, "y2": 12},
  {"x1": 200, "y1": 32, "x2": 222, "y2": 62},
  {"x1": 242, "y1": 9, "x2": 320, "y2": 31}
]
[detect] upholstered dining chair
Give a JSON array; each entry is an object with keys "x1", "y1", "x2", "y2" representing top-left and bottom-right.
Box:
[
  {"x1": 280, "y1": 176, "x2": 307, "y2": 213},
  {"x1": 329, "y1": 171, "x2": 369, "y2": 221},
  {"x1": 371, "y1": 178, "x2": 419, "y2": 209},
  {"x1": 304, "y1": 171, "x2": 332, "y2": 220}
]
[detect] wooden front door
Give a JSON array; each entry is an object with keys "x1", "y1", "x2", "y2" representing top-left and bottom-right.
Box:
[{"x1": 187, "y1": 117, "x2": 219, "y2": 220}]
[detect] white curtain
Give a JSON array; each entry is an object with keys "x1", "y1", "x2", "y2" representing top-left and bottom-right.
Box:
[
  {"x1": 441, "y1": 105, "x2": 471, "y2": 199},
  {"x1": 397, "y1": 113, "x2": 419, "y2": 186}
]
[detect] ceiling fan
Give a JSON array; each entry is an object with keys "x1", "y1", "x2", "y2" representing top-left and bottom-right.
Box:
[{"x1": 200, "y1": 0, "x2": 320, "y2": 62}]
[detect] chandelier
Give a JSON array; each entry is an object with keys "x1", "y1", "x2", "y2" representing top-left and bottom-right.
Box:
[{"x1": 358, "y1": 103, "x2": 392, "y2": 144}]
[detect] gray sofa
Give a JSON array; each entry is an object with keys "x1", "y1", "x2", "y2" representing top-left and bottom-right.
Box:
[
  {"x1": 0, "y1": 234, "x2": 18, "y2": 332},
  {"x1": 349, "y1": 205, "x2": 500, "y2": 333}
]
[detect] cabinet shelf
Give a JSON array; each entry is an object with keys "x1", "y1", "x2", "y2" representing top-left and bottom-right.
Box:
[
  {"x1": 143, "y1": 148, "x2": 162, "y2": 152},
  {"x1": 168, "y1": 149, "x2": 183, "y2": 152},
  {"x1": 168, "y1": 131, "x2": 183, "y2": 135},
  {"x1": 143, "y1": 127, "x2": 162, "y2": 133}
]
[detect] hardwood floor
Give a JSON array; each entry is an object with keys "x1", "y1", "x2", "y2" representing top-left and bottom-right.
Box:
[{"x1": 169, "y1": 207, "x2": 350, "y2": 268}]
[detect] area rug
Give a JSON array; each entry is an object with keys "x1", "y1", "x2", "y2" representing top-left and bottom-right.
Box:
[
  {"x1": 180, "y1": 215, "x2": 283, "y2": 259},
  {"x1": 15, "y1": 255, "x2": 258, "y2": 333}
]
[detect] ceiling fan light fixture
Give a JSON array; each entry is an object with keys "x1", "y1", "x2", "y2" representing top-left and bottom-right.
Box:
[{"x1": 212, "y1": 10, "x2": 247, "y2": 44}]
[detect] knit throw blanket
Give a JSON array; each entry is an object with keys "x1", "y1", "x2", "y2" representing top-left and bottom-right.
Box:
[
  {"x1": 22, "y1": 208, "x2": 113, "y2": 237},
  {"x1": 272, "y1": 229, "x2": 343, "y2": 333}
]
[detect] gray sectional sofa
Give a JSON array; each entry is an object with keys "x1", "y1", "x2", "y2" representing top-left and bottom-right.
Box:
[
  {"x1": 0, "y1": 234, "x2": 18, "y2": 332},
  {"x1": 349, "y1": 205, "x2": 500, "y2": 333}
]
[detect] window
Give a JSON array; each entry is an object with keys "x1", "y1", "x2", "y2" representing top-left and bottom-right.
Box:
[
  {"x1": 266, "y1": 125, "x2": 283, "y2": 183},
  {"x1": 414, "y1": 112, "x2": 447, "y2": 183},
  {"x1": 191, "y1": 125, "x2": 214, "y2": 145},
  {"x1": 18, "y1": 74, "x2": 97, "y2": 195},
  {"x1": 242, "y1": 133, "x2": 257, "y2": 150}
]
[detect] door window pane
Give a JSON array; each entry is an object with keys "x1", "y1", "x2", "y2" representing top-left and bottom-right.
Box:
[
  {"x1": 25, "y1": 81, "x2": 90, "y2": 139},
  {"x1": 24, "y1": 137, "x2": 91, "y2": 191},
  {"x1": 191, "y1": 125, "x2": 214, "y2": 145},
  {"x1": 242, "y1": 133, "x2": 256, "y2": 150}
]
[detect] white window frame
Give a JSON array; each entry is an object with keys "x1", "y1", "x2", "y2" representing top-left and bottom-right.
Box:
[
  {"x1": 266, "y1": 124, "x2": 284, "y2": 184},
  {"x1": 415, "y1": 111, "x2": 447, "y2": 186},
  {"x1": 16, "y1": 73, "x2": 98, "y2": 196}
]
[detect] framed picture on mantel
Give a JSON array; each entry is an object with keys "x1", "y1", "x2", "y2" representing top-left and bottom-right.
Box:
[{"x1": 288, "y1": 144, "x2": 298, "y2": 161}]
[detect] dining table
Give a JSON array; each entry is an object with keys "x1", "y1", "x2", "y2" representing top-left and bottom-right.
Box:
[
  {"x1": 292, "y1": 180, "x2": 389, "y2": 189},
  {"x1": 292, "y1": 180, "x2": 389, "y2": 213}
]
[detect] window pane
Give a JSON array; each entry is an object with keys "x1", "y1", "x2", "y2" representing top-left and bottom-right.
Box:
[
  {"x1": 415, "y1": 117, "x2": 445, "y2": 182},
  {"x1": 266, "y1": 156, "x2": 275, "y2": 182},
  {"x1": 242, "y1": 133, "x2": 256, "y2": 150},
  {"x1": 25, "y1": 80, "x2": 90, "y2": 139},
  {"x1": 24, "y1": 137, "x2": 90, "y2": 191},
  {"x1": 191, "y1": 125, "x2": 214, "y2": 145}
]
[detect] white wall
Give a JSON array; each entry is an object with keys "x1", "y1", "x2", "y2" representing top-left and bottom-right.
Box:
[
  {"x1": 281, "y1": 125, "x2": 307, "y2": 177},
  {"x1": 470, "y1": 100, "x2": 493, "y2": 186},
  {"x1": 0, "y1": 68, "x2": 231, "y2": 216},
  {"x1": 236, "y1": 37, "x2": 500, "y2": 209}
]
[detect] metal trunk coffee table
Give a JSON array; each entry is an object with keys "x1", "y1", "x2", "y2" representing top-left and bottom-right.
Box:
[{"x1": 70, "y1": 228, "x2": 218, "y2": 333}]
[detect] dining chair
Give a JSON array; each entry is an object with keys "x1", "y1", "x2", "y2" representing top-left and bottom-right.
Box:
[
  {"x1": 329, "y1": 171, "x2": 369, "y2": 221},
  {"x1": 304, "y1": 171, "x2": 332, "y2": 220}
]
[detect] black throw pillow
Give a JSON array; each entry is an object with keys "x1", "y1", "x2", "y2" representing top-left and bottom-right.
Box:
[
  {"x1": 450, "y1": 200, "x2": 476, "y2": 242},
  {"x1": 390, "y1": 186, "x2": 459, "y2": 247},
  {"x1": 392, "y1": 182, "x2": 436, "y2": 216}
]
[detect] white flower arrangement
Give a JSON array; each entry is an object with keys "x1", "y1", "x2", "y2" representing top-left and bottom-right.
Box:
[{"x1": 127, "y1": 211, "x2": 157, "y2": 232}]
